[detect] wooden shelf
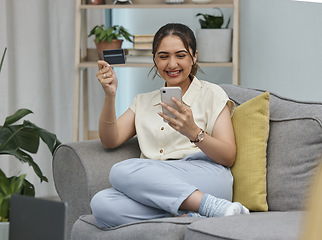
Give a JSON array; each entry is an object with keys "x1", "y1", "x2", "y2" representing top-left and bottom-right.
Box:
[{"x1": 74, "y1": 0, "x2": 240, "y2": 141}]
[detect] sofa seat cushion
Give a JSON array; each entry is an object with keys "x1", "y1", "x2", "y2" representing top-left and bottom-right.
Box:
[
  {"x1": 185, "y1": 211, "x2": 303, "y2": 240},
  {"x1": 71, "y1": 215, "x2": 201, "y2": 240}
]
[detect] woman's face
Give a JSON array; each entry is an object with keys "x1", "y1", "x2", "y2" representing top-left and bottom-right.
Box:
[{"x1": 154, "y1": 35, "x2": 197, "y2": 94}]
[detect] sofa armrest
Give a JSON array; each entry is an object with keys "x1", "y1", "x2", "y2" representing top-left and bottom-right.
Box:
[{"x1": 52, "y1": 137, "x2": 140, "y2": 238}]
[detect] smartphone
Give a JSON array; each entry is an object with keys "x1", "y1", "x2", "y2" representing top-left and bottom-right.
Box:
[
  {"x1": 160, "y1": 87, "x2": 182, "y2": 123},
  {"x1": 103, "y1": 49, "x2": 126, "y2": 65}
]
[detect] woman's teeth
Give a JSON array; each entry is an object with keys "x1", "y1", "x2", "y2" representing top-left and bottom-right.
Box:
[{"x1": 167, "y1": 70, "x2": 181, "y2": 75}]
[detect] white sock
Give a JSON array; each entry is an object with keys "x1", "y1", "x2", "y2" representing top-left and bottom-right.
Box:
[
  {"x1": 224, "y1": 202, "x2": 250, "y2": 216},
  {"x1": 198, "y1": 194, "x2": 250, "y2": 217}
]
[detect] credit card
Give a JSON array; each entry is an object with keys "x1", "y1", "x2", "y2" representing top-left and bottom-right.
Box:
[{"x1": 103, "y1": 49, "x2": 126, "y2": 65}]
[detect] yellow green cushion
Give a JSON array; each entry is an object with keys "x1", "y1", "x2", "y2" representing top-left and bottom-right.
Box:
[{"x1": 231, "y1": 92, "x2": 270, "y2": 211}]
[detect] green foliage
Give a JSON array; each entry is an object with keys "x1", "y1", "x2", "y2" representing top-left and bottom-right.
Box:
[
  {"x1": 0, "y1": 109, "x2": 61, "y2": 183},
  {"x1": 0, "y1": 170, "x2": 35, "y2": 222},
  {"x1": 88, "y1": 25, "x2": 133, "y2": 44},
  {"x1": 196, "y1": 8, "x2": 231, "y2": 29},
  {"x1": 0, "y1": 109, "x2": 61, "y2": 223}
]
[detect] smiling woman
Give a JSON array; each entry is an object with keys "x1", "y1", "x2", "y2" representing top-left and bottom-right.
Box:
[{"x1": 89, "y1": 22, "x2": 249, "y2": 229}]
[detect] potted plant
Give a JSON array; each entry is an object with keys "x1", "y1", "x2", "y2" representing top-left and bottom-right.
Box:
[
  {"x1": 88, "y1": 24, "x2": 133, "y2": 59},
  {"x1": 196, "y1": 8, "x2": 232, "y2": 62},
  {"x1": 0, "y1": 48, "x2": 61, "y2": 240}
]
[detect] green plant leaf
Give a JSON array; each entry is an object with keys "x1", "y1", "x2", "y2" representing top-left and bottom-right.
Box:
[
  {"x1": 88, "y1": 24, "x2": 132, "y2": 43},
  {"x1": 88, "y1": 25, "x2": 99, "y2": 37},
  {"x1": 95, "y1": 36, "x2": 100, "y2": 44},
  {"x1": 0, "y1": 170, "x2": 35, "y2": 222},
  {"x1": 196, "y1": 8, "x2": 226, "y2": 29},
  {"x1": 1, "y1": 149, "x2": 48, "y2": 182},
  {"x1": 0, "y1": 126, "x2": 19, "y2": 152},
  {"x1": 0, "y1": 170, "x2": 11, "y2": 196},
  {"x1": 0, "y1": 171, "x2": 11, "y2": 217},
  {"x1": 107, "y1": 27, "x2": 114, "y2": 37},
  {"x1": 0, "y1": 183, "x2": 10, "y2": 197},
  {"x1": 21, "y1": 178, "x2": 35, "y2": 197},
  {"x1": 225, "y1": 16, "x2": 231, "y2": 29},
  {"x1": 9, "y1": 175, "x2": 26, "y2": 194},
  {"x1": 8, "y1": 124, "x2": 40, "y2": 153},
  {"x1": 0, "y1": 196, "x2": 10, "y2": 222},
  {"x1": 26, "y1": 121, "x2": 61, "y2": 154},
  {"x1": 0, "y1": 169, "x2": 8, "y2": 182},
  {"x1": 107, "y1": 35, "x2": 113, "y2": 43},
  {"x1": 3, "y1": 108, "x2": 33, "y2": 126}
]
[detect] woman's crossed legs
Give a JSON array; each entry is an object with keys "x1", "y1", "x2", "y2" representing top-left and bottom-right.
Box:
[{"x1": 91, "y1": 152, "x2": 248, "y2": 228}]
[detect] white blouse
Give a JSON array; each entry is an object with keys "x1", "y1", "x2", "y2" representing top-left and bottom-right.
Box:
[{"x1": 130, "y1": 77, "x2": 235, "y2": 160}]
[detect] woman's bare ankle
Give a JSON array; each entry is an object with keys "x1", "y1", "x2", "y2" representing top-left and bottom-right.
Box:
[{"x1": 180, "y1": 190, "x2": 204, "y2": 212}]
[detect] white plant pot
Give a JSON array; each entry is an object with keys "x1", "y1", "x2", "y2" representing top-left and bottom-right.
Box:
[
  {"x1": 0, "y1": 222, "x2": 9, "y2": 240},
  {"x1": 196, "y1": 28, "x2": 232, "y2": 62}
]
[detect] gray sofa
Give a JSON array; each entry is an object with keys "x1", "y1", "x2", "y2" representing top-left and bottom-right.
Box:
[{"x1": 53, "y1": 84, "x2": 322, "y2": 240}]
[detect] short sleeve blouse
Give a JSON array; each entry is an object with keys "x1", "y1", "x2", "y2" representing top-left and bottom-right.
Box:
[{"x1": 130, "y1": 77, "x2": 234, "y2": 160}]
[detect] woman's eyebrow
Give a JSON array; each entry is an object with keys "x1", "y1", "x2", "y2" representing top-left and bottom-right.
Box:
[
  {"x1": 157, "y1": 50, "x2": 188, "y2": 55},
  {"x1": 176, "y1": 50, "x2": 188, "y2": 54}
]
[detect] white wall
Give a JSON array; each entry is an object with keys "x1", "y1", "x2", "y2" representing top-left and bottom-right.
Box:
[{"x1": 240, "y1": 0, "x2": 322, "y2": 101}]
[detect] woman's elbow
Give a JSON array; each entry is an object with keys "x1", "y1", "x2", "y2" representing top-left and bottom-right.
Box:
[
  {"x1": 226, "y1": 147, "x2": 236, "y2": 168},
  {"x1": 100, "y1": 139, "x2": 119, "y2": 149}
]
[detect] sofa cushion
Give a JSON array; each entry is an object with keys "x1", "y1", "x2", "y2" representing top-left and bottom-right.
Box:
[
  {"x1": 185, "y1": 211, "x2": 303, "y2": 240},
  {"x1": 71, "y1": 215, "x2": 201, "y2": 240},
  {"x1": 222, "y1": 84, "x2": 322, "y2": 211},
  {"x1": 231, "y1": 92, "x2": 270, "y2": 211}
]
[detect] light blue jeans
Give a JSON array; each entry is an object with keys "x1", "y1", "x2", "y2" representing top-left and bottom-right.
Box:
[{"x1": 90, "y1": 151, "x2": 233, "y2": 228}]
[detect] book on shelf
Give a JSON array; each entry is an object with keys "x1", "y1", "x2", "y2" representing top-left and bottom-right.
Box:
[
  {"x1": 125, "y1": 49, "x2": 152, "y2": 56},
  {"x1": 133, "y1": 42, "x2": 153, "y2": 50},
  {"x1": 133, "y1": 34, "x2": 154, "y2": 43},
  {"x1": 126, "y1": 55, "x2": 153, "y2": 63},
  {"x1": 125, "y1": 48, "x2": 153, "y2": 63},
  {"x1": 133, "y1": 34, "x2": 154, "y2": 50}
]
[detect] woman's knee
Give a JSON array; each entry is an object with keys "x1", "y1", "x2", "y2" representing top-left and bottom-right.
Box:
[
  {"x1": 90, "y1": 189, "x2": 125, "y2": 228},
  {"x1": 90, "y1": 191, "x2": 112, "y2": 223},
  {"x1": 109, "y1": 158, "x2": 143, "y2": 190}
]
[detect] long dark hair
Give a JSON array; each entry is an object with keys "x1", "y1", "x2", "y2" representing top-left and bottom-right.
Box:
[{"x1": 150, "y1": 23, "x2": 200, "y2": 79}]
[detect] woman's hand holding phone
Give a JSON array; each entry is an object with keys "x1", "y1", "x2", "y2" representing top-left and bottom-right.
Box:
[
  {"x1": 159, "y1": 87, "x2": 200, "y2": 141},
  {"x1": 96, "y1": 60, "x2": 118, "y2": 97}
]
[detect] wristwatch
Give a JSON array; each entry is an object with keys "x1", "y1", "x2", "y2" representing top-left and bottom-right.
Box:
[{"x1": 190, "y1": 129, "x2": 205, "y2": 143}]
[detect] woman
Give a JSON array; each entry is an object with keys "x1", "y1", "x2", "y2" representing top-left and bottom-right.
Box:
[{"x1": 91, "y1": 23, "x2": 249, "y2": 228}]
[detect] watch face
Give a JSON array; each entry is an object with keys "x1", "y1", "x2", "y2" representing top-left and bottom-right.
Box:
[
  {"x1": 198, "y1": 131, "x2": 204, "y2": 141},
  {"x1": 190, "y1": 130, "x2": 204, "y2": 143}
]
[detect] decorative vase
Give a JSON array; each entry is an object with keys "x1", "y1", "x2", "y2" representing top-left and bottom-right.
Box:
[
  {"x1": 196, "y1": 28, "x2": 232, "y2": 62},
  {"x1": 0, "y1": 222, "x2": 9, "y2": 240},
  {"x1": 87, "y1": 0, "x2": 105, "y2": 4},
  {"x1": 94, "y1": 39, "x2": 123, "y2": 60}
]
